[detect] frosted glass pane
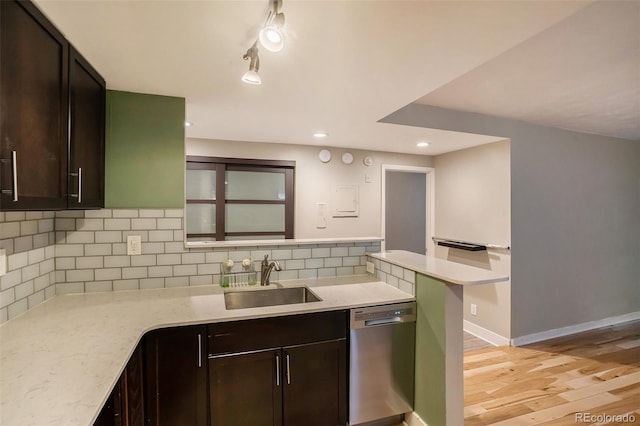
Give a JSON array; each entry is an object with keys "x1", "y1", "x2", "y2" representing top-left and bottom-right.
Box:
[
  {"x1": 226, "y1": 171, "x2": 285, "y2": 200},
  {"x1": 187, "y1": 170, "x2": 216, "y2": 200},
  {"x1": 226, "y1": 204, "x2": 285, "y2": 232},
  {"x1": 186, "y1": 204, "x2": 216, "y2": 234}
]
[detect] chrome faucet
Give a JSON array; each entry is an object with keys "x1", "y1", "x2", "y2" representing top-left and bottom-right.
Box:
[{"x1": 260, "y1": 254, "x2": 282, "y2": 286}]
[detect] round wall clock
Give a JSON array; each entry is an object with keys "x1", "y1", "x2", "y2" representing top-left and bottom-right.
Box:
[
  {"x1": 341, "y1": 152, "x2": 354, "y2": 165},
  {"x1": 318, "y1": 149, "x2": 331, "y2": 163}
]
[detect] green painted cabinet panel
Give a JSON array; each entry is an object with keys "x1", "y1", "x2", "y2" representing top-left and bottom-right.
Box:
[
  {"x1": 105, "y1": 90, "x2": 184, "y2": 208},
  {"x1": 415, "y1": 273, "x2": 447, "y2": 426}
]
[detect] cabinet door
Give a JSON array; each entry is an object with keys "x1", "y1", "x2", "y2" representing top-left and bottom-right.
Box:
[
  {"x1": 68, "y1": 45, "x2": 105, "y2": 209},
  {"x1": 0, "y1": 0, "x2": 68, "y2": 210},
  {"x1": 282, "y1": 339, "x2": 347, "y2": 426},
  {"x1": 209, "y1": 348, "x2": 283, "y2": 426},
  {"x1": 145, "y1": 326, "x2": 208, "y2": 426}
]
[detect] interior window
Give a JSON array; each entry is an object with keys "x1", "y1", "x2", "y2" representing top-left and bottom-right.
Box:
[{"x1": 185, "y1": 156, "x2": 294, "y2": 242}]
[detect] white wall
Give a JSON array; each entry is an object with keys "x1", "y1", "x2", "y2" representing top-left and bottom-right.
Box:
[
  {"x1": 434, "y1": 140, "x2": 511, "y2": 339},
  {"x1": 383, "y1": 104, "x2": 640, "y2": 340},
  {"x1": 186, "y1": 138, "x2": 433, "y2": 239}
]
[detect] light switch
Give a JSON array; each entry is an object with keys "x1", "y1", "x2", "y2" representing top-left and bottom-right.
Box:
[
  {"x1": 316, "y1": 203, "x2": 327, "y2": 229},
  {"x1": 127, "y1": 235, "x2": 142, "y2": 256}
]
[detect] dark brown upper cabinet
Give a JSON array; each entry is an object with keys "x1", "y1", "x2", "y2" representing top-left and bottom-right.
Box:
[
  {"x1": 0, "y1": 0, "x2": 69, "y2": 210},
  {"x1": 68, "y1": 46, "x2": 106, "y2": 209},
  {"x1": 0, "y1": 0, "x2": 105, "y2": 211}
]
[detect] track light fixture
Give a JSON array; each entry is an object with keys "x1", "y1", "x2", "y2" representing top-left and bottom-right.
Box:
[
  {"x1": 241, "y1": 0, "x2": 286, "y2": 85},
  {"x1": 241, "y1": 42, "x2": 261, "y2": 85},
  {"x1": 259, "y1": 0, "x2": 285, "y2": 52}
]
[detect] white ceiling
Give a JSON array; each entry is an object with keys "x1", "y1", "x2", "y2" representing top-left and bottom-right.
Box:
[{"x1": 33, "y1": 0, "x2": 637, "y2": 156}]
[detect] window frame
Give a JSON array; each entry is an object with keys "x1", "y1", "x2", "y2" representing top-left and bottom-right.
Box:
[{"x1": 186, "y1": 156, "x2": 295, "y2": 241}]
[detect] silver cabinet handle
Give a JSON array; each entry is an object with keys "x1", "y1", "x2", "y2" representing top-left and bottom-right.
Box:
[
  {"x1": 285, "y1": 353, "x2": 291, "y2": 385},
  {"x1": 197, "y1": 333, "x2": 202, "y2": 368},
  {"x1": 11, "y1": 151, "x2": 17, "y2": 201},
  {"x1": 275, "y1": 354, "x2": 280, "y2": 386},
  {"x1": 70, "y1": 167, "x2": 82, "y2": 203}
]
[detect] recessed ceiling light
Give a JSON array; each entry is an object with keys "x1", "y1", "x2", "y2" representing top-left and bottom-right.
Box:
[
  {"x1": 185, "y1": 121, "x2": 193, "y2": 127},
  {"x1": 313, "y1": 132, "x2": 328, "y2": 138},
  {"x1": 416, "y1": 141, "x2": 430, "y2": 147}
]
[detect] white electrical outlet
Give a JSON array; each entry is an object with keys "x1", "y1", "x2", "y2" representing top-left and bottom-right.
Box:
[
  {"x1": 127, "y1": 235, "x2": 142, "y2": 256},
  {"x1": 470, "y1": 303, "x2": 477, "y2": 316},
  {"x1": 366, "y1": 261, "x2": 375, "y2": 274},
  {"x1": 0, "y1": 249, "x2": 6, "y2": 276}
]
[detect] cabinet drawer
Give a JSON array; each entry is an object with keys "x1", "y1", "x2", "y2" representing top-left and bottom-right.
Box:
[{"x1": 208, "y1": 310, "x2": 347, "y2": 355}]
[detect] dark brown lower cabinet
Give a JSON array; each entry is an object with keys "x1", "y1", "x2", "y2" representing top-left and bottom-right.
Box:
[
  {"x1": 94, "y1": 343, "x2": 144, "y2": 426},
  {"x1": 282, "y1": 340, "x2": 347, "y2": 426},
  {"x1": 144, "y1": 325, "x2": 208, "y2": 426},
  {"x1": 95, "y1": 311, "x2": 347, "y2": 426},
  {"x1": 209, "y1": 348, "x2": 283, "y2": 426},
  {"x1": 208, "y1": 310, "x2": 348, "y2": 426},
  {"x1": 209, "y1": 340, "x2": 346, "y2": 426}
]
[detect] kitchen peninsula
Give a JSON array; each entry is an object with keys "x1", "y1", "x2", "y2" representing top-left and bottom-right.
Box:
[{"x1": 369, "y1": 250, "x2": 509, "y2": 426}]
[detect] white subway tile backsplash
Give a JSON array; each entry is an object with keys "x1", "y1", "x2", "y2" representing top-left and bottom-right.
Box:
[
  {"x1": 65, "y1": 231, "x2": 95, "y2": 244},
  {"x1": 7, "y1": 298, "x2": 28, "y2": 319},
  {"x1": 122, "y1": 267, "x2": 148, "y2": 279},
  {"x1": 56, "y1": 244, "x2": 84, "y2": 257},
  {"x1": 1, "y1": 208, "x2": 381, "y2": 323},
  {"x1": 113, "y1": 280, "x2": 139, "y2": 291},
  {"x1": 139, "y1": 209, "x2": 165, "y2": 218},
  {"x1": 157, "y1": 254, "x2": 181, "y2": 265},
  {"x1": 85, "y1": 281, "x2": 113, "y2": 292},
  {"x1": 0, "y1": 288, "x2": 15, "y2": 308},
  {"x1": 85, "y1": 244, "x2": 112, "y2": 256},
  {"x1": 404, "y1": 269, "x2": 416, "y2": 284},
  {"x1": 104, "y1": 256, "x2": 131, "y2": 268},
  {"x1": 131, "y1": 255, "x2": 157, "y2": 267},
  {"x1": 22, "y1": 264, "x2": 40, "y2": 282},
  {"x1": 166, "y1": 276, "x2": 189, "y2": 288},
  {"x1": 105, "y1": 219, "x2": 131, "y2": 231},
  {"x1": 56, "y1": 257, "x2": 75, "y2": 270},
  {"x1": 391, "y1": 264, "x2": 404, "y2": 279},
  {"x1": 76, "y1": 256, "x2": 104, "y2": 270},
  {"x1": 112, "y1": 210, "x2": 139, "y2": 218},
  {"x1": 15, "y1": 280, "x2": 34, "y2": 300},
  {"x1": 142, "y1": 242, "x2": 164, "y2": 254},
  {"x1": 157, "y1": 218, "x2": 181, "y2": 230},
  {"x1": 173, "y1": 265, "x2": 197, "y2": 276},
  {"x1": 95, "y1": 268, "x2": 122, "y2": 281},
  {"x1": 66, "y1": 269, "x2": 94, "y2": 283},
  {"x1": 0, "y1": 222, "x2": 20, "y2": 239},
  {"x1": 148, "y1": 266, "x2": 173, "y2": 278},
  {"x1": 8, "y1": 252, "x2": 29, "y2": 271},
  {"x1": 181, "y1": 253, "x2": 205, "y2": 264},
  {"x1": 95, "y1": 231, "x2": 122, "y2": 243},
  {"x1": 84, "y1": 210, "x2": 112, "y2": 218},
  {"x1": 27, "y1": 290, "x2": 45, "y2": 308},
  {"x1": 56, "y1": 282, "x2": 85, "y2": 294},
  {"x1": 140, "y1": 278, "x2": 164, "y2": 290},
  {"x1": 149, "y1": 230, "x2": 173, "y2": 242}
]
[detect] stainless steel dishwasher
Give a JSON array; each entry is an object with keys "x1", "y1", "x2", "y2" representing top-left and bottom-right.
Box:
[{"x1": 349, "y1": 301, "x2": 417, "y2": 425}]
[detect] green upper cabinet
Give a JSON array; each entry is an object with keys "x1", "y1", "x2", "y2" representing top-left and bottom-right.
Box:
[{"x1": 105, "y1": 90, "x2": 185, "y2": 208}]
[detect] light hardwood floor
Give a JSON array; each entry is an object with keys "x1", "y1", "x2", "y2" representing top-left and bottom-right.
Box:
[{"x1": 464, "y1": 320, "x2": 640, "y2": 425}]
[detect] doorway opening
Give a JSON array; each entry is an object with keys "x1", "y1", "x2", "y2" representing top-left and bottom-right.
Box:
[{"x1": 381, "y1": 165, "x2": 434, "y2": 255}]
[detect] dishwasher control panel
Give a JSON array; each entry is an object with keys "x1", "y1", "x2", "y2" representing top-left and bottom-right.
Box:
[{"x1": 350, "y1": 301, "x2": 417, "y2": 328}]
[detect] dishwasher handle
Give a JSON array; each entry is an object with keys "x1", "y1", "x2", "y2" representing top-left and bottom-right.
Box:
[{"x1": 365, "y1": 317, "x2": 402, "y2": 327}]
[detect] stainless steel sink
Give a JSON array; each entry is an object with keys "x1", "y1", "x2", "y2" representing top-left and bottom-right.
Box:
[{"x1": 224, "y1": 286, "x2": 322, "y2": 310}]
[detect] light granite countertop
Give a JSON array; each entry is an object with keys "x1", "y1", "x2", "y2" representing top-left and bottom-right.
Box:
[
  {"x1": 0, "y1": 275, "x2": 412, "y2": 426},
  {"x1": 370, "y1": 250, "x2": 509, "y2": 285}
]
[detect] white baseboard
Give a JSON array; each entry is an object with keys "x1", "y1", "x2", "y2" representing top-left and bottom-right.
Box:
[
  {"x1": 511, "y1": 311, "x2": 640, "y2": 347},
  {"x1": 463, "y1": 320, "x2": 509, "y2": 347},
  {"x1": 404, "y1": 412, "x2": 428, "y2": 426}
]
